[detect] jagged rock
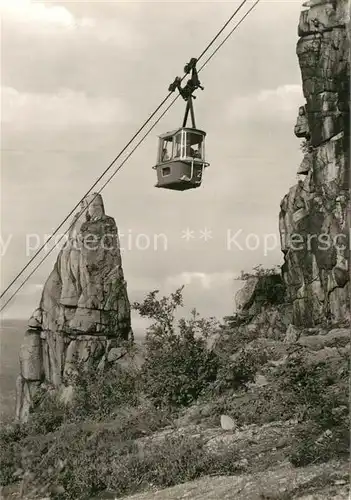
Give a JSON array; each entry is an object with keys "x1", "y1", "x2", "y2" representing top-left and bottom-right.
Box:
[
  {"x1": 308, "y1": 92, "x2": 344, "y2": 145},
  {"x1": 28, "y1": 308, "x2": 43, "y2": 329},
  {"x1": 304, "y1": 344, "x2": 349, "y2": 368},
  {"x1": 297, "y1": 150, "x2": 313, "y2": 174},
  {"x1": 235, "y1": 275, "x2": 286, "y2": 318},
  {"x1": 15, "y1": 376, "x2": 41, "y2": 423},
  {"x1": 279, "y1": 0, "x2": 350, "y2": 327},
  {"x1": 294, "y1": 105, "x2": 310, "y2": 138},
  {"x1": 19, "y1": 330, "x2": 43, "y2": 381},
  {"x1": 39, "y1": 193, "x2": 132, "y2": 337},
  {"x1": 299, "y1": 0, "x2": 349, "y2": 36},
  {"x1": 235, "y1": 277, "x2": 259, "y2": 313},
  {"x1": 298, "y1": 328, "x2": 350, "y2": 350},
  {"x1": 284, "y1": 324, "x2": 301, "y2": 343},
  {"x1": 15, "y1": 193, "x2": 133, "y2": 422},
  {"x1": 107, "y1": 347, "x2": 126, "y2": 362},
  {"x1": 297, "y1": 29, "x2": 349, "y2": 98},
  {"x1": 174, "y1": 402, "x2": 214, "y2": 427},
  {"x1": 242, "y1": 304, "x2": 293, "y2": 340}
]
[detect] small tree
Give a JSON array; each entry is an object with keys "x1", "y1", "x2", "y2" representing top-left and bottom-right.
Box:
[{"x1": 133, "y1": 288, "x2": 220, "y2": 408}]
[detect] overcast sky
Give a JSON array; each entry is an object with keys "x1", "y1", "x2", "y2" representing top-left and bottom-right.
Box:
[{"x1": 0, "y1": 0, "x2": 305, "y2": 324}]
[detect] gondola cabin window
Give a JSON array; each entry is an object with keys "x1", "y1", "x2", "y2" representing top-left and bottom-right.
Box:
[
  {"x1": 174, "y1": 131, "x2": 183, "y2": 159},
  {"x1": 183, "y1": 130, "x2": 204, "y2": 160},
  {"x1": 158, "y1": 136, "x2": 173, "y2": 163},
  {"x1": 157, "y1": 129, "x2": 205, "y2": 163},
  {"x1": 162, "y1": 166, "x2": 171, "y2": 176}
]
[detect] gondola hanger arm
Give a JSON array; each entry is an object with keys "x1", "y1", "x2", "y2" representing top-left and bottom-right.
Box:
[{"x1": 168, "y1": 57, "x2": 204, "y2": 101}]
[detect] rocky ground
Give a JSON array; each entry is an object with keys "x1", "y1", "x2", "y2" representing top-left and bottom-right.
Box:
[
  {"x1": 115, "y1": 463, "x2": 349, "y2": 500},
  {"x1": 2, "y1": 419, "x2": 349, "y2": 500},
  {"x1": 1, "y1": 315, "x2": 349, "y2": 500}
]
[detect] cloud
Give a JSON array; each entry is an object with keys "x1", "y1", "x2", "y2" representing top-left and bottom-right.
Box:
[
  {"x1": 227, "y1": 84, "x2": 304, "y2": 123},
  {"x1": 1, "y1": 0, "x2": 78, "y2": 28},
  {"x1": 2, "y1": 87, "x2": 129, "y2": 129},
  {"x1": 1, "y1": 0, "x2": 144, "y2": 47}
]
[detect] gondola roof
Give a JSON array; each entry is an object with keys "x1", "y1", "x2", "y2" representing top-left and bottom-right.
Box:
[{"x1": 158, "y1": 127, "x2": 206, "y2": 139}]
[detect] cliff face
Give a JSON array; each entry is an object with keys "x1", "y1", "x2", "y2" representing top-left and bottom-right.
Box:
[
  {"x1": 16, "y1": 194, "x2": 132, "y2": 422},
  {"x1": 279, "y1": 0, "x2": 350, "y2": 326}
]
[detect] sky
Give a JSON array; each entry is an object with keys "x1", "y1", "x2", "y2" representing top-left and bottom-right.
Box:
[{"x1": 0, "y1": 0, "x2": 305, "y2": 325}]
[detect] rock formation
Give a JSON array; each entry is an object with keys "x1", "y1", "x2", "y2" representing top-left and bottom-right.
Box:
[
  {"x1": 231, "y1": 273, "x2": 293, "y2": 341},
  {"x1": 279, "y1": 0, "x2": 350, "y2": 326},
  {"x1": 235, "y1": 274, "x2": 286, "y2": 319},
  {"x1": 16, "y1": 193, "x2": 133, "y2": 422}
]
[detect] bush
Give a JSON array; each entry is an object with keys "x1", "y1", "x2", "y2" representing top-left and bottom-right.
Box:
[
  {"x1": 209, "y1": 384, "x2": 297, "y2": 427},
  {"x1": 212, "y1": 346, "x2": 265, "y2": 395},
  {"x1": 133, "y1": 289, "x2": 220, "y2": 408},
  {"x1": 274, "y1": 346, "x2": 349, "y2": 466},
  {"x1": 235, "y1": 264, "x2": 281, "y2": 281},
  {"x1": 27, "y1": 390, "x2": 68, "y2": 435},
  {"x1": 289, "y1": 420, "x2": 349, "y2": 467},
  {"x1": 275, "y1": 346, "x2": 340, "y2": 416},
  {"x1": 11, "y1": 403, "x2": 174, "y2": 499},
  {"x1": 70, "y1": 361, "x2": 140, "y2": 421},
  {"x1": 0, "y1": 424, "x2": 27, "y2": 486},
  {"x1": 141, "y1": 334, "x2": 219, "y2": 408},
  {"x1": 107, "y1": 433, "x2": 240, "y2": 496}
]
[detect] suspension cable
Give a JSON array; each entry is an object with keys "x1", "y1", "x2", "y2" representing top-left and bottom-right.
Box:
[
  {"x1": 0, "y1": 0, "x2": 261, "y2": 312},
  {"x1": 199, "y1": 0, "x2": 260, "y2": 72},
  {"x1": 0, "y1": 0, "x2": 249, "y2": 303}
]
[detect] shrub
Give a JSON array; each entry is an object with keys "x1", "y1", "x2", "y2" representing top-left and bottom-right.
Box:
[
  {"x1": 274, "y1": 346, "x2": 349, "y2": 466},
  {"x1": 0, "y1": 424, "x2": 27, "y2": 486},
  {"x1": 70, "y1": 361, "x2": 140, "y2": 421},
  {"x1": 27, "y1": 390, "x2": 68, "y2": 435},
  {"x1": 235, "y1": 264, "x2": 281, "y2": 281},
  {"x1": 275, "y1": 346, "x2": 339, "y2": 414},
  {"x1": 133, "y1": 289, "x2": 220, "y2": 409},
  {"x1": 13, "y1": 403, "x2": 175, "y2": 499},
  {"x1": 209, "y1": 384, "x2": 297, "y2": 427},
  {"x1": 133, "y1": 287, "x2": 276, "y2": 407},
  {"x1": 289, "y1": 418, "x2": 349, "y2": 467},
  {"x1": 211, "y1": 346, "x2": 265, "y2": 395},
  {"x1": 107, "y1": 433, "x2": 240, "y2": 496}
]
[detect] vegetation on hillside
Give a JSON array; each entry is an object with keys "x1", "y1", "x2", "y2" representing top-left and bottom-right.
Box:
[
  {"x1": 0, "y1": 272, "x2": 349, "y2": 499},
  {"x1": 235, "y1": 264, "x2": 282, "y2": 281}
]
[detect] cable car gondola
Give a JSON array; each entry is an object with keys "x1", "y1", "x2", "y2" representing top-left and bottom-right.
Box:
[{"x1": 153, "y1": 58, "x2": 209, "y2": 191}]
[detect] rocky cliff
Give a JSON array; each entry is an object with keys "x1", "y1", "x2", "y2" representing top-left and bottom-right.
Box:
[
  {"x1": 279, "y1": 0, "x2": 350, "y2": 326},
  {"x1": 15, "y1": 193, "x2": 132, "y2": 422}
]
